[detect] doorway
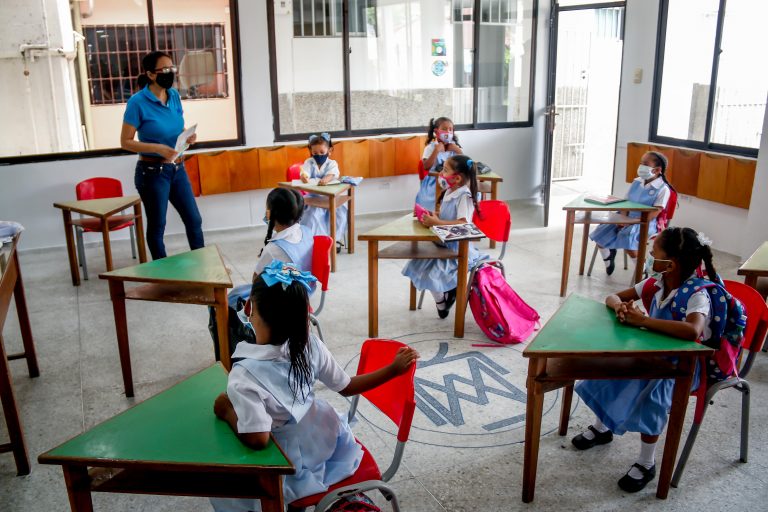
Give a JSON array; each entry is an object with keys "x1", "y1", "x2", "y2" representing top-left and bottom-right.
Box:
[{"x1": 541, "y1": 1, "x2": 625, "y2": 226}]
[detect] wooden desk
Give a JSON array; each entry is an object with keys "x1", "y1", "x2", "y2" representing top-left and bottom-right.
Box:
[
  {"x1": 521, "y1": 295, "x2": 712, "y2": 502},
  {"x1": 277, "y1": 181, "x2": 355, "y2": 273},
  {"x1": 430, "y1": 171, "x2": 504, "y2": 249},
  {"x1": 54, "y1": 196, "x2": 147, "y2": 286},
  {"x1": 99, "y1": 245, "x2": 232, "y2": 397},
  {"x1": 0, "y1": 233, "x2": 40, "y2": 475},
  {"x1": 358, "y1": 214, "x2": 479, "y2": 338},
  {"x1": 561, "y1": 196, "x2": 657, "y2": 297},
  {"x1": 38, "y1": 364, "x2": 294, "y2": 512},
  {"x1": 738, "y1": 241, "x2": 768, "y2": 298}
]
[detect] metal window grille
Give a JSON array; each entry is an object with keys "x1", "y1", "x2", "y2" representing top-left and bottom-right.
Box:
[
  {"x1": 452, "y1": 0, "x2": 517, "y2": 24},
  {"x1": 292, "y1": 0, "x2": 377, "y2": 37},
  {"x1": 84, "y1": 23, "x2": 228, "y2": 105}
]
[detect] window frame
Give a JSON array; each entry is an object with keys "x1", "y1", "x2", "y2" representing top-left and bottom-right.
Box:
[
  {"x1": 267, "y1": 0, "x2": 539, "y2": 143},
  {"x1": 1, "y1": 0, "x2": 245, "y2": 165},
  {"x1": 649, "y1": 0, "x2": 760, "y2": 158}
]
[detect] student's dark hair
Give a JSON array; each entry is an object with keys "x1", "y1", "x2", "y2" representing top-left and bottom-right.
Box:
[
  {"x1": 657, "y1": 227, "x2": 718, "y2": 282},
  {"x1": 259, "y1": 188, "x2": 305, "y2": 257},
  {"x1": 138, "y1": 51, "x2": 172, "y2": 88},
  {"x1": 646, "y1": 151, "x2": 676, "y2": 195},
  {"x1": 425, "y1": 117, "x2": 460, "y2": 147},
  {"x1": 250, "y1": 274, "x2": 312, "y2": 400},
  {"x1": 308, "y1": 133, "x2": 333, "y2": 149},
  {"x1": 438, "y1": 154, "x2": 480, "y2": 218}
]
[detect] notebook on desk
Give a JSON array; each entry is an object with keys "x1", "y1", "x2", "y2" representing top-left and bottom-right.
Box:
[
  {"x1": 291, "y1": 178, "x2": 341, "y2": 186},
  {"x1": 430, "y1": 223, "x2": 484, "y2": 243},
  {"x1": 584, "y1": 194, "x2": 624, "y2": 205}
]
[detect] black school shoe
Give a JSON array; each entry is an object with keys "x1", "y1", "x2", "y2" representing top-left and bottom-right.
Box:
[
  {"x1": 605, "y1": 249, "x2": 617, "y2": 276},
  {"x1": 571, "y1": 426, "x2": 614, "y2": 450},
  {"x1": 336, "y1": 241, "x2": 344, "y2": 254},
  {"x1": 618, "y1": 463, "x2": 656, "y2": 493}
]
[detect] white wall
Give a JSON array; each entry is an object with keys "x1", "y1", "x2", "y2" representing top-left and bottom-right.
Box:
[
  {"x1": 0, "y1": 0, "x2": 549, "y2": 251},
  {"x1": 613, "y1": 0, "x2": 767, "y2": 259}
]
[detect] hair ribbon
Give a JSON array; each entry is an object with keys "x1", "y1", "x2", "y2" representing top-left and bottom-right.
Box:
[{"x1": 261, "y1": 260, "x2": 317, "y2": 292}]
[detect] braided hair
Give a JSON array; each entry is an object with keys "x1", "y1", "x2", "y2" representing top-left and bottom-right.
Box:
[
  {"x1": 259, "y1": 188, "x2": 305, "y2": 257},
  {"x1": 425, "y1": 117, "x2": 460, "y2": 147},
  {"x1": 440, "y1": 154, "x2": 481, "y2": 218},
  {"x1": 646, "y1": 151, "x2": 676, "y2": 195},
  {"x1": 250, "y1": 274, "x2": 312, "y2": 401},
  {"x1": 657, "y1": 227, "x2": 718, "y2": 281}
]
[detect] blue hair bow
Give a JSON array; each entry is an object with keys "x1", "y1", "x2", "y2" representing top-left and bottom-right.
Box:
[
  {"x1": 261, "y1": 260, "x2": 317, "y2": 292},
  {"x1": 308, "y1": 132, "x2": 331, "y2": 144},
  {"x1": 466, "y1": 158, "x2": 474, "y2": 168}
]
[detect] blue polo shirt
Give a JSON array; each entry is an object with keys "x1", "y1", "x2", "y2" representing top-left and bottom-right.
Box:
[{"x1": 123, "y1": 86, "x2": 185, "y2": 156}]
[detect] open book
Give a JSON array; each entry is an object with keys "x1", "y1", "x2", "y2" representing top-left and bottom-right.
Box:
[
  {"x1": 584, "y1": 194, "x2": 624, "y2": 205},
  {"x1": 291, "y1": 178, "x2": 341, "y2": 186},
  {"x1": 430, "y1": 223, "x2": 485, "y2": 243}
]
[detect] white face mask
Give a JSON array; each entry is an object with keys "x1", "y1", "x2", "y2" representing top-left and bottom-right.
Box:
[
  {"x1": 236, "y1": 307, "x2": 256, "y2": 337},
  {"x1": 637, "y1": 164, "x2": 656, "y2": 180},
  {"x1": 644, "y1": 254, "x2": 671, "y2": 281}
]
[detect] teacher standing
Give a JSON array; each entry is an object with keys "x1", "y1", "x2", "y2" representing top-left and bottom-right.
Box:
[{"x1": 120, "y1": 50, "x2": 204, "y2": 260}]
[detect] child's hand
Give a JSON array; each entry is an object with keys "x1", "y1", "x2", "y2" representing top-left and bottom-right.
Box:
[
  {"x1": 391, "y1": 346, "x2": 419, "y2": 375},
  {"x1": 213, "y1": 392, "x2": 232, "y2": 419},
  {"x1": 300, "y1": 175, "x2": 309, "y2": 184},
  {"x1": 435, "y1": 142, "x2": 446, "y2": 153},
  {"x1": 621, "y1": 302, "x2": 648, "y2": 327},
  {"x1": 421, "y1": 212, "x2": 439, "y2": 227},
  {"x1": 446, "y1": 143, "x2": 461, "y2": 153},
  {"x1": 319, "y1": 175, "x2": 333, "y2": 185}
]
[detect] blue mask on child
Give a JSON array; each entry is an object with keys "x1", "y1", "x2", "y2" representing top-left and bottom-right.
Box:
[
  {"x1": 313, "y1": 154, "x2": 329, "y2": 167},
  {"x1": 236, "y1": 307, "x2": 256, "y2": 337}
]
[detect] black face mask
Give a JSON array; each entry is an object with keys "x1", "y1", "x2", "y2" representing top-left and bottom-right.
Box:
[{"x1": 155, "y1": 71, "x2": 175, "y2": 89}]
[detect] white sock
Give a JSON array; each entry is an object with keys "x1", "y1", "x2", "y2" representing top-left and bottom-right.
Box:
[
  {"x1": 628, "y1": 440, "x2": 657, "y2": 479},
  {"x1": 582, "y1": 418, "x2": 609, "y2": 440},
  {"x1": 599, "y1": 247, "x2": 611, "y2": 259},
  {"x1": 431, "y1": 290, "x2": 447, "y2": 310}
]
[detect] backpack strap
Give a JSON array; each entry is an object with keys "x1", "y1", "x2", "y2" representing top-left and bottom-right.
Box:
[{"x1": 640, "y1": 278, "x2": 659, "y2": 313}]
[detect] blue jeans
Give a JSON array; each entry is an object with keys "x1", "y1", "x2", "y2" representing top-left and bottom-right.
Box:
[{"x1": 134, "y1": 161, "x2": 204, "y2": 259}]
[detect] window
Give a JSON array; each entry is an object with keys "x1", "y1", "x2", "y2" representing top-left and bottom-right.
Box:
[
  {"x1": 0, "y1": 0, "x2": 242, "y2": 161},
  {"x1": 651, "y1": 0, "x2": 767, "y2": 155},
  {"x1": 269, "y1": 0, "x2": 537, "y2": 139}
]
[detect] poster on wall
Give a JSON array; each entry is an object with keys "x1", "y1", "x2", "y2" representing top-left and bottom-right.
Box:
[
  {"x1": 431, "y1": 60, "x2": 448, "y2": 76},
  {"x1": 431, "y1": 38, "x2": 446, "y2": 57}
]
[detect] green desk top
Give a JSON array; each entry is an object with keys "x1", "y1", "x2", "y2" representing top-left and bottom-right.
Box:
[
  {"x1": 39, "y1": 365, "x2": 293, "y2": 471},
  {"x1": 563, "y1": 195, "x2": 657, "y2": 212},
  {"x1": 54, "y1": 196, "x2": 141, "y2": 217},
  {"x1": 524, "y1": 295, "x2": 713, "y2": 357},
  {"x1": 739, "y1": 241, "x2": 768, "y2": 273},
  {"x1": 358, "y1": 213, "x2": 436, "y2": 241},
  {"x1": 278, "y1": 181, "x2": 351, "y2": 196},
  {"x1": 99, "y1": 245, "x2": 232, "y2": 287}
]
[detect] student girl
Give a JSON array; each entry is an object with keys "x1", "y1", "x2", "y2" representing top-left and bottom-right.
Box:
[
  {"x1": 121, "y1": 50, "x2": 204, "y2": 260},
  {"x1": 403, "y1": 155, "x2": 487, "y2": 319},
  {"x1": 299, "y1": 132, "x2": 348, "y2": 252},
  {"x1": 572, "y1": 227, "x2": 720, "y2": 493},
  {"x1": 415, "y1": 117, "x2": 463, "y2": 211},
  {"x1": 590, "y1": 151, "x2": 673, "y2": 274},
  {"x1": 211, "y1": 260, "x2": 419, "y2": 511},
  {"x1": 254, "y1": 187, "x2": 313, "y2": 278}
]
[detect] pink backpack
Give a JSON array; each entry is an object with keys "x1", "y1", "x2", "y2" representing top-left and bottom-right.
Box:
[{"x1": 469, "y1": 262, "x2": 540, "y2": 346}]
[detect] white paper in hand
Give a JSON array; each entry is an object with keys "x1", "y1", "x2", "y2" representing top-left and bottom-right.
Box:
[{"x1": 174, "y1": 124, "x2": 197, "y2": 158}]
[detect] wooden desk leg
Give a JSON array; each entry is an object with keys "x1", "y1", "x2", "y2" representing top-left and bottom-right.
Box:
[
  {"x1": 260, "y1": 475, "x2": 285, "y2": 512},
  {"x1": 559, "y1": 383, "x2": 574, "y2": 436},
  {"x1": 101, "y1": 218, "x2": 113, "y2": 272},
  {"x1": 635, "y1": 212, "x2": 650, "y2": 285},
  {"x1": 347, "y1": 187, "x2": 355, "y2": 254},
  {"x1": 435, "y1": 179, "x2": 442, "y2": 217},
  {"x1": 490, "y1": 181, "x2": 498, "y2": 250},
  {"x1": 744, "y1": 274, "x2": 757, "y2": 290},
  {"x1": 62, "y1": 465, "x2": 94, "y2": 512},
  {"x1": 656, "y1": 356, "x2": 695, "y2": 500},
  {"x1": 133, "y1": 203, "x2": 148, "y2": 263},
  {"x1": 214, "y1": 287, "x2": 231, "y2": 371},
  {"x1": 454, "y1": 240, "x2": 469, "y2": 338},
  {"x1": 367, "y1": 241, "x2": 379, "y2": 338},
  {"x1": 409, "y1": 282, "x2": 417, "y2": 311},
  {"x1": 12, "y1": 251, "x2": 39, "y2": 378},
  {"x1": 579, "y1": 212, "x2": 591, "y2": 276},
  {"x1": 329, "y1": 196, "x2": 337, "y2": 273},
  {"x1": 62, "y1": 210, "x2": 80, "y2": 286},
  {"x1": 522, "y1": 358, "x2": 546, "y2": 503},
  {"x1": 107, "y1": 280, "x2": 134, "y2": 398},
  {"x1": 560, "y1": 211, "x2": 575, "y2": 297},
  {"x1": 0, "y1": 334, "x2": 30, "y2": 475}
]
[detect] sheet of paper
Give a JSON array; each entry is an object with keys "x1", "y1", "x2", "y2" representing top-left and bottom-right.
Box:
[{"x1": 174, "y1": 123, "x2": 197, "y2": 158}]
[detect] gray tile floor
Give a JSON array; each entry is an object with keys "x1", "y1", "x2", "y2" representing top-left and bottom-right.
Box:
[{"x1": 2, "y1": 197, "x2": 767, "y2": 511}]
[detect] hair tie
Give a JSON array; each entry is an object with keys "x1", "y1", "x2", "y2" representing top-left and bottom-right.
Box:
[
  {"x1": 466, "y1": 158, "x2": 473, "y2": 168},
  {"x1": 696, "y1": 232, "x2": 712, "y2": 247},
  {"x1": 261, "y1": 260, "x2": 317, "y2": 292}
]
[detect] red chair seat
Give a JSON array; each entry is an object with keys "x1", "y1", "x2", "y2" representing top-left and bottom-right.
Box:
[
  {"x1": 71, "y1": 215, "x2": 135, "y2": 233},
  {"x1": 290, "y1": 441, "x2": 382, "y2": 508}
]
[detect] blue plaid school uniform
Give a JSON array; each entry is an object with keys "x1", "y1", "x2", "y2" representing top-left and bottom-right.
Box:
[{"x1": 300, "y1": 158, "x2": 348, "y2": 243}]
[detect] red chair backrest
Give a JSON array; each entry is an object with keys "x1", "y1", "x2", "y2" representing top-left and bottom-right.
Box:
[
  {"x1": 356, "y1": 339, "x2": 416, "y2": 443},
  {"x1": 311, "y1": 235, "x2": 332, "y2": 292},
  {"x1": 76, "y1": 177, "x2": 124, "y2": 200},
  {"x1": 723, "y1": 280, "x2": 768, "y2": 352},
  {"x1": 472, "y1": 200, "x2": 511, "y2": 243},
  {"x1": 656, "y1": 187, "x2": 678, "y2": 230},
  {"x1": 286, "y1": 163, "x2": 303, "y2": 182}
]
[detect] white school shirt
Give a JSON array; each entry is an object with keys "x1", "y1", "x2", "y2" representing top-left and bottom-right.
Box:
[
  {"x1": 300, "y1": 157, "x2": 340, "y2": 180},
  {"x1": 443, "y1": 184, "x2": 475, "y2": 221},
  {"x1": 253, "y1": 223, "x2": 303, "y2": 275},
  {"x1": 227, "y1": 335, "x2": 351, "y2": 433},
  {"x1": 631, "y1": 176, "x2": 671, "y2": 208},
  {"x1": 634, "y1": 275, "x2": 712, "y2": 340}
]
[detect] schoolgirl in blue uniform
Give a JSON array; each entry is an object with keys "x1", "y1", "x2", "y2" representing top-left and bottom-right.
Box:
[
  {"x1": 590, "y1": 151, "x2": 673, "y2": 274},
  {"x1": 211, "y1": 261, "x2": 419, "y2": 511},
  {"x1": 415, "y1": 117, "x2": 463, "y2": 211},
  {"x1": 403, "y1": 155, "x2": 487, "y2": 318},
  {"x1": 299, "y1": 133, "x2": 347, "y2": 252},
  {"x1": 573, "y1": 227, "x2": 720, "y2": 493}
]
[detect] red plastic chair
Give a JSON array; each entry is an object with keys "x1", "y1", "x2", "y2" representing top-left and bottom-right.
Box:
[
  {"x1": 287, "y1": 163, "x2": 307, "y2": 195},
  {"x1": 671, "y1": 279, "x2": 768, "y2": 487},
  {"x1": 290, "y1": 339, "x2": 416, "y2": 512},
  {"x1": 74, "y1": 177, "x2": 137, "y2": 280},
  {"x1": 309, "y1": 235, "x2": 332, "y2": 342}
]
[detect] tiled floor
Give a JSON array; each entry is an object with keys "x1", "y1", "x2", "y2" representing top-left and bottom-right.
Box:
[{"x1": 2, "y1": 195, "x2": 767, "y2": 511}]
